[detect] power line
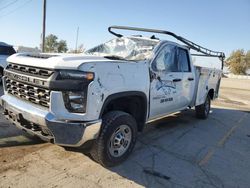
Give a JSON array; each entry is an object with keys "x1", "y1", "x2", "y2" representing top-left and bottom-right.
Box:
[
  {"x1": 0, "y1": 0, "x2": 33, "y2": 19},
  {"x1": 0, "y1": 0, "x2": 19, "y2": 11}
]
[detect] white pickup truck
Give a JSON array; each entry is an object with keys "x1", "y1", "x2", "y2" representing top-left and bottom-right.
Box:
[{"x1": 0, "y1": 26, "x2": 225, "y2": 166}]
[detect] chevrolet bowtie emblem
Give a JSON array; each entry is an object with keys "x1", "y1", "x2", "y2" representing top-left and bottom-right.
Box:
[{"x1": 38, "y1": 92, "x2": 44, "y2": 96}]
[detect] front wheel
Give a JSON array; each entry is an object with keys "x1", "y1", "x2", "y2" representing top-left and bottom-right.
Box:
[
  {"x1": 90, "y1": 111, "x2": 137, "y2": 167},
  {"x1": 195, "y1": 95, "x2": 211, "y2": 119}
]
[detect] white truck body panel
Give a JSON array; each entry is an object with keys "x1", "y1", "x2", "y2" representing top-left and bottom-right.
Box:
[
  {"x1": 194, "y1": 66, "x2": 222, "y2": 106},
  {"x1": 76, "y1": 61, "x2": 150, "y2": 121}
]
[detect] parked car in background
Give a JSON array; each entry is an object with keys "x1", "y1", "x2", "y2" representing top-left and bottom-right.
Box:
[{"x1": 0, "y1": 42, "x2": 16, "y2": 81}]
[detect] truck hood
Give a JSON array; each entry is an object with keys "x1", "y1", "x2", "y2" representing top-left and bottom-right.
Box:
[{"x1": 7, "y1": 53, "x2": 131, "y2": 70}]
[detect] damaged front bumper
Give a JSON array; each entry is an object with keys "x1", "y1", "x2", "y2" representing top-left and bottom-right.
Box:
[{"x1": 0, "y1": 94, "x2": 101, "y2": 147}]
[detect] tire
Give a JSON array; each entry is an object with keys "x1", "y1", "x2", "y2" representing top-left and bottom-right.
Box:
[
  {"x1": 90, "y1": 111, "x2": 137, "y2": 167},
  {"x1": 195, "y1": 95, "x2": 211, "y2": 119}
]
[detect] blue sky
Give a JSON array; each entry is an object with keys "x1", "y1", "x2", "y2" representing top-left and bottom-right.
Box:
[{"x1": 0, "y1": 0, "x2": 250, "y2": 57}]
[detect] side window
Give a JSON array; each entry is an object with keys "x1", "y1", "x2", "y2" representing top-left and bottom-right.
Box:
[
  {"x1": 178, "y1": 48, "x2": 191, "y2": 72},
  {"x1": 153, "y1": 45, "x2": 180, "y2": 72}
]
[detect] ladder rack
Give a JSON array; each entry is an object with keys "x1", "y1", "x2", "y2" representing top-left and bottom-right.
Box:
[{"x1": 108, "y1": 25, "x2": 225, "y2": 69}]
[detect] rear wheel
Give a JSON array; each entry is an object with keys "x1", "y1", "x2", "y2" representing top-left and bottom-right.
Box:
[
  {"x1": 195, "y1": 95, "x2": 211, "y2": 119},
  {"x1": 90, "y1": 111, "x2": 137, "y2": 167}
]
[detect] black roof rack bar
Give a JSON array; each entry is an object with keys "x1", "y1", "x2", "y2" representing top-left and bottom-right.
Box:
[
  {"x1": 108, "y1": 26, "x2": 225, "y2": 69},
  {"x1": 191, "y1": 54, "x2": 223, "y2": 58}
]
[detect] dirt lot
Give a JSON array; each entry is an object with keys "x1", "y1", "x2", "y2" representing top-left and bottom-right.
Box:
[{"x1": 0, "y1": 78, "x2": 249, "y2": 188}]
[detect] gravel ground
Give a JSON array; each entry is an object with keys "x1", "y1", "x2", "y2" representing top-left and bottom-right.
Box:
[{"x1": 0, "y1": 78, "x2": 249, "y2": 188}]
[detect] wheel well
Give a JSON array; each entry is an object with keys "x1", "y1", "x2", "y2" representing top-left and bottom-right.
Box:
[
  {"x1": 100, "y1": 92, "x2": 147, "y2": 132},
  {"x1": 208, "y1": 89, "x2": 214, "y2": 100}
]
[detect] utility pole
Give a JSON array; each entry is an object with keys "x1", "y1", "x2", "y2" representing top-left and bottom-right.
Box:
[
  {"x1": 75, "y1": 26, "x2": 79, "y2": 53},
  {"x1": 42, "y1": 0, "x2": 46, "y2": 52}
]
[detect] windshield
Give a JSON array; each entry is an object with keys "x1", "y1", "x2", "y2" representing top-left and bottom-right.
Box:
[{"x1": 86, "y1": 37, "x2": 159, "y2": 61}]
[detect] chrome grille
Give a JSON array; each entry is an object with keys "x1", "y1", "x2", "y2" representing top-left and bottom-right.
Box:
[
  {"x1": 5, "y1": 77, "x2": 50, "y2": 108},
  {"x1": 6, "y1": 63, "x2": 53, "y2": 78}
]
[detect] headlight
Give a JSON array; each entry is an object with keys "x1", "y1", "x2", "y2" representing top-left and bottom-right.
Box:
[
  {"x1": 59, "y1": 70, "x2": 93, "y2": 113},
  {"x1": 63, "y1": 91, "x2": 86, "y2": 113},
  {"x1": 58, "y1": 70, "x2": 94, "y2": 81}
]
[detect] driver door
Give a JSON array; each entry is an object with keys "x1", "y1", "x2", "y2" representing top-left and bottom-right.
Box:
[{"x1": 149, "y1": 44, "x2": 183, "y2": 119}]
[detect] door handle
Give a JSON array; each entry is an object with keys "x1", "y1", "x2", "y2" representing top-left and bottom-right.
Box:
[
  {"x1": 157, "y1": 76, "x2": 162, "y2": 81},
  {"x1": 173, "y1": 78, "x2": 182, "y2": 82},
  {"x1": 188, "y1": 77, "x2": 194, "y2": 81}
]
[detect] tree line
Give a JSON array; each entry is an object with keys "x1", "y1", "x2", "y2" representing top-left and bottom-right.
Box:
[{"x1": 43, "y1": 34, "x2": 85, "y2": 53}]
